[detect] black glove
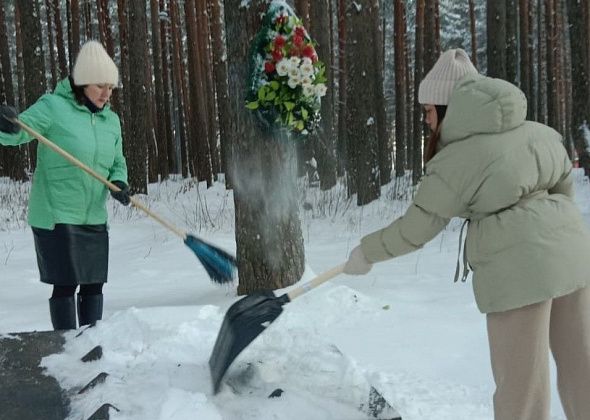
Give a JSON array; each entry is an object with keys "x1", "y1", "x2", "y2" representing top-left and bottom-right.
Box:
[
  {"x1": 110, "y1": 180, "x2": 131, "y2": 206},
  {"x1": 0, "y1": 105, "x2": 19, "y2": 134}
]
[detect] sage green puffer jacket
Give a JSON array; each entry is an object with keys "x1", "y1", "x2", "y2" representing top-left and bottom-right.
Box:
[
  {"x1": 361, "y1": 74, "x2": 590, "y2": 313},
  {"x1": 0, "y1": 79, "x2": 128, "y2": 229}
]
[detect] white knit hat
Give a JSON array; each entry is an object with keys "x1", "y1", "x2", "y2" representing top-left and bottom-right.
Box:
[
  {"x1": 72, "y1": 40, "x2": 119, "y2": 86},
  {"x1": 418, "y1": 48, "x2": 478, "y2": 105}
]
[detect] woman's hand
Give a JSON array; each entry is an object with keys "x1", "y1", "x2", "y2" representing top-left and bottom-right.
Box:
[
  {"x1": 343, "y1": 245, "x2": 373, "y2": 275},
  {"x1": 110, "y1": 180, "x2": 131, "y2": 206},
  {"x1": 0, "y1": 106, "x2": 20, "y2": 134}
]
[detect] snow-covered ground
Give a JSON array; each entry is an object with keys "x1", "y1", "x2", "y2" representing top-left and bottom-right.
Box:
[{"x1": 2, "y1": 171, "x2": 588, "y2": 419}]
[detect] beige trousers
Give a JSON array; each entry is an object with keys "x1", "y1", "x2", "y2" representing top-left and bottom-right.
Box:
[{"x1": 486, "y1": 287, "x2": 590, "y2": 420}]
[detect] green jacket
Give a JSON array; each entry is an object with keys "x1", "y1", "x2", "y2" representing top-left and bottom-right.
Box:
[
  {"x1": 0, "y1": 79, "x2": 128, "y2": 229},
  {"x1": 361, "y1": 74, "x2": 590, "y2": 313}
]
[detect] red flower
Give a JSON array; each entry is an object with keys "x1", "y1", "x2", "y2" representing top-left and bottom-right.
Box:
[
  {"x1": 289, "y1": 47, "x2": 301, "y2": 57},
  {"x1": 293, "y1": 35, "x2": 304, "y2": 47},
  {"x1": 265, "y1": 61, "x2": 276, "y2": 73},
  {"x1": 311, "y1": 54, "x2": 319, "y2": 63},
  {"x1": 302, "y1": 45, "x2": 316, "y2": 59},
  {"x1": 274, "y1": 35, "x2": 286, "y2": 48},
  {"x1": 275, "y1": 15, "x2": 287, "y2": 26},
  {"x1": 295, "y1": 27, "x2": 306, "y2": 37},
  {"x1": 272, "y1": 49, "x2": 283, "y2": 61}
]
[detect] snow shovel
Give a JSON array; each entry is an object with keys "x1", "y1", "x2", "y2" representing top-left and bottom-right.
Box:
[
  {"x1": 13, "y1": 118, "x2": 236, "y2": 284},
  {"x1": 209, "y1": 263, "x2": 345, "y2": 393}
]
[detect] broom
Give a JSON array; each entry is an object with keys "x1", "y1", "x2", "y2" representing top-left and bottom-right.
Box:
[{"x1": 13, "y1": 118, "x2": 236, "y2": 284}]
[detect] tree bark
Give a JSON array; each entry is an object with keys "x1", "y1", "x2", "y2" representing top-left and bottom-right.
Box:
[
  {"x1": 309, "y1": 0, "x2": 337, "y2": 190},
  {"x1": 0, "y1": 1, "x2": 27, "y2": 180},
  {"x1": 393, "y1": 0, "x2": 406, "y2": 179},
  {"x1": 487, "y1": 0, "x2": 507, "y2": 79},
  {"x1": 566, "y1": 0, "x2": 590, "y2": 175},
  {"x1": 412, "y1": 0, "x2": 425, "y2": 185},
  {"x1": 210, "y1": 0, "x2": 233, "y2": 187},
  {"x1": 224, "y1": 0, "x2": 304, "y2": 294},
  {"x1": 53, "y1": 0, "x2": 68, "y2": 77},
  {"x1": 468, "y1": 0, "x2": 478, "y2": 69},
  {"x1": 345, "y1": 0, "x2": 381, "y2": 205},
  {"x1": 125, "y1": 0, "x2": 150, "y2": 193}
]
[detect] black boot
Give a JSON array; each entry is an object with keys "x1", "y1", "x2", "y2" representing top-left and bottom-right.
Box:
[
  {"x1": 49, "y1": 296, "x2": 77, "y2": 330},
  {"x1": 77, "y1": 294, "x2": 103, "y2": 327}
]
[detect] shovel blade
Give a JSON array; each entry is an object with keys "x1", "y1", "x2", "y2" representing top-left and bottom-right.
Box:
[{"x1": 209, "y1": 291, "x2": 290, "y2": 393}]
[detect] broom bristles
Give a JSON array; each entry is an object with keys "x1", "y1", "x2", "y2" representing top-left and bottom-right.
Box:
[{"x1": 184, "y1": 234, "x2": 237, "y2": 284}]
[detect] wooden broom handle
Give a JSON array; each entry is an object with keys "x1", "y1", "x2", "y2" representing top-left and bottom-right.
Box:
[
  {"x1": 13, "y1": 118, "x2": 187, "y2": 239},
  {"x1": 287, "y1": 264, "x2": 346, "y2": 300}
]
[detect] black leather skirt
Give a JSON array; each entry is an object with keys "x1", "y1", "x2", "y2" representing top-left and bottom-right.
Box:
[{"x1": 32, "y1": 224, "x2": 109, "y2": 286}]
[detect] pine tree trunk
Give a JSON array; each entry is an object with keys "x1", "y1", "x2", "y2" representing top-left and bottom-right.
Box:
[
  {"x1": 309, "y1": 0, "x2": 337, "y2": 190},
  {"x1": 423, "y1": 0, "x2": 440, "y2": 72},
  {"x1": 295, "y1": 0, "x2": 310, "y2": 26},
  {"x1": 83, "y1": 0, "x2": 92, "y2": 40},
  {"x1": 394, "y1": 0, "x2": 406, "y2": 179},
  {"x1": 96, "y1": 0, "x2": 115, "y2": 57},
  {"x1": 210, "y1": 0, "x2": 233, "y2": 187},
  {"x1": 125, "y1": 0, "x2": 149, "y2": 193},
  {"x1": 67, "y1": 0, "x2": 80, "y2": 64},
  {"x1": 185, "y1": 0, "x2": 212, "y2": 184},
  {"x1": 197, "y1": 0, "x2": 220, "y2": 180},
  {"x1": 468, "y1": 0, "x2": 478, "y2": 68},
  {"x1": 337, "y1": 0, "x2": 347, "y2": 178},
  {"x1": 376, "y1": 0, "x2": 390, "y2": 185},
  {"x1": 159, "y1": 0, "x2": 176, "y2": 175},
  {"x1": 17, "y1": 0, "x2": 46, "y2": 174},
  {"x1": 117, "y1": 0, "x2": 130, "y2": 147},
  {"x1": 412, "y1": 0, "x2": 425, "y2": 185},
  {"x1": 170, "y1": 0, "x2": 189, "y2": 177},
  {"x1": 487, "y1": 0, "x2": 507, "y2": 79},
  {"x1": 506, "y1": 0, "x2": 518, "y2": 84},
  {"x1": 149, "y1": 0, "x2": 169, "y2": 179},
  {"x1": 537, "y1": 0, "x2": 547, "y2": 123},
  {"x1": 45, "y1": 0, "x2": 58, "y2": 88},
  {"x1": 519, "y1": 0, "x2": 533, "y2": 119},
  {"x1": 545, "y1": 0, "x2": 559, "y2": 131},
  {"x1": 0, "y1": 1, "x2": 26, "y2": 180},
  {"x1": 567, "y1": 0, "x2": 590, "y2": 176},
  {"x1": 345, "y1": 0, "x2": 381, "y2": 205},
  {"x1": 224, "y1": 0, "x2": 304, "y2": 295},
  {"x1": 53, "y1": 0, "x2": 68, "y2": 77}
]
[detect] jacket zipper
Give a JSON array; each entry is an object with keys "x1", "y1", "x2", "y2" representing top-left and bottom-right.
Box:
[{"x1": 85, "y1": 113, "x2": 99, "y2": 221}]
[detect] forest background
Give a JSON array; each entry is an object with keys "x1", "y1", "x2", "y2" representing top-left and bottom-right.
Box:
[{"x1": 0, "y1": 0, "x2": 589, "y2": 293}]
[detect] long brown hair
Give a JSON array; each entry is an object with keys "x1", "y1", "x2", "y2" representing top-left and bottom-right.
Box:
[
  {"x1": 423, "y1": 105, "x2": 447, "y2": 164},
  {"x1": 68, "y1": 76, "x2": 87, "y2": 105}
]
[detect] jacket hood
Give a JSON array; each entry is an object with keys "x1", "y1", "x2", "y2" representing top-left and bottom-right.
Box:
[
  {"x1": 439, "y1": 74, "x2": 528, "y2": 146},
  {"x1": 54, "y1": 78, "x2": 76, "y2": 100},
  {"x1": 53, "y1": 78, "x2": 111, "y2": 114}
]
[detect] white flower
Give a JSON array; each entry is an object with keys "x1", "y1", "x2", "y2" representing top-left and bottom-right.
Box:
[
  {"x1": 288, "y1": 76, "x2": 300, "y2": 89},
  {"x1": 299, "y1": 62, "x2": 314, "y2": 78},
  {"x1": 303, "y1": 84, "x2": 315, "y2": 97},
  {"x1": 300, "y1": 76, "x2": 313, "y2": 86},
  {"x1": 288, "y1": 66, "x2": 301, "y2": 80},
  {"x1": 314, "y1": 83, "x2": 327, "y2": 97},
  {"x1": 289, "y1": 56, "x2": 301, "y2": 68},
  {"x1": 302, "y1": 57, "x2": 313, "y2": 67},
  {"x1": 276, "y1": 59, "x2": 290, "y2": 76}
]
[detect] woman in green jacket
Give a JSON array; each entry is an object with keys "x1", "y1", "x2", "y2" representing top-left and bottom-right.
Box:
[
  {"x1": 344, "y1": 49, "x2": 590, "y2": 419},
  {"x1": 0, "y1": 41, "x2": 130, "y2": 330}
]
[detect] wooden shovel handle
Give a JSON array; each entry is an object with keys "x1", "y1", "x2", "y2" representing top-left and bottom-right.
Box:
[
  {"x1": 287, "y1": 264, "x2": 345, "y2": 301},
  {"x1": 13, "y1": 118, "x2": 187, "y2": 239}
]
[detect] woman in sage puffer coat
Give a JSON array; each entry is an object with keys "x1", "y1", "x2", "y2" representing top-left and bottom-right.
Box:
[
  {"x1": 344, "y1": 49, "x2": 590, "y2": 420},
  {"x1": 0, "y1": 41, "x2": 130, "y2": 331}
]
